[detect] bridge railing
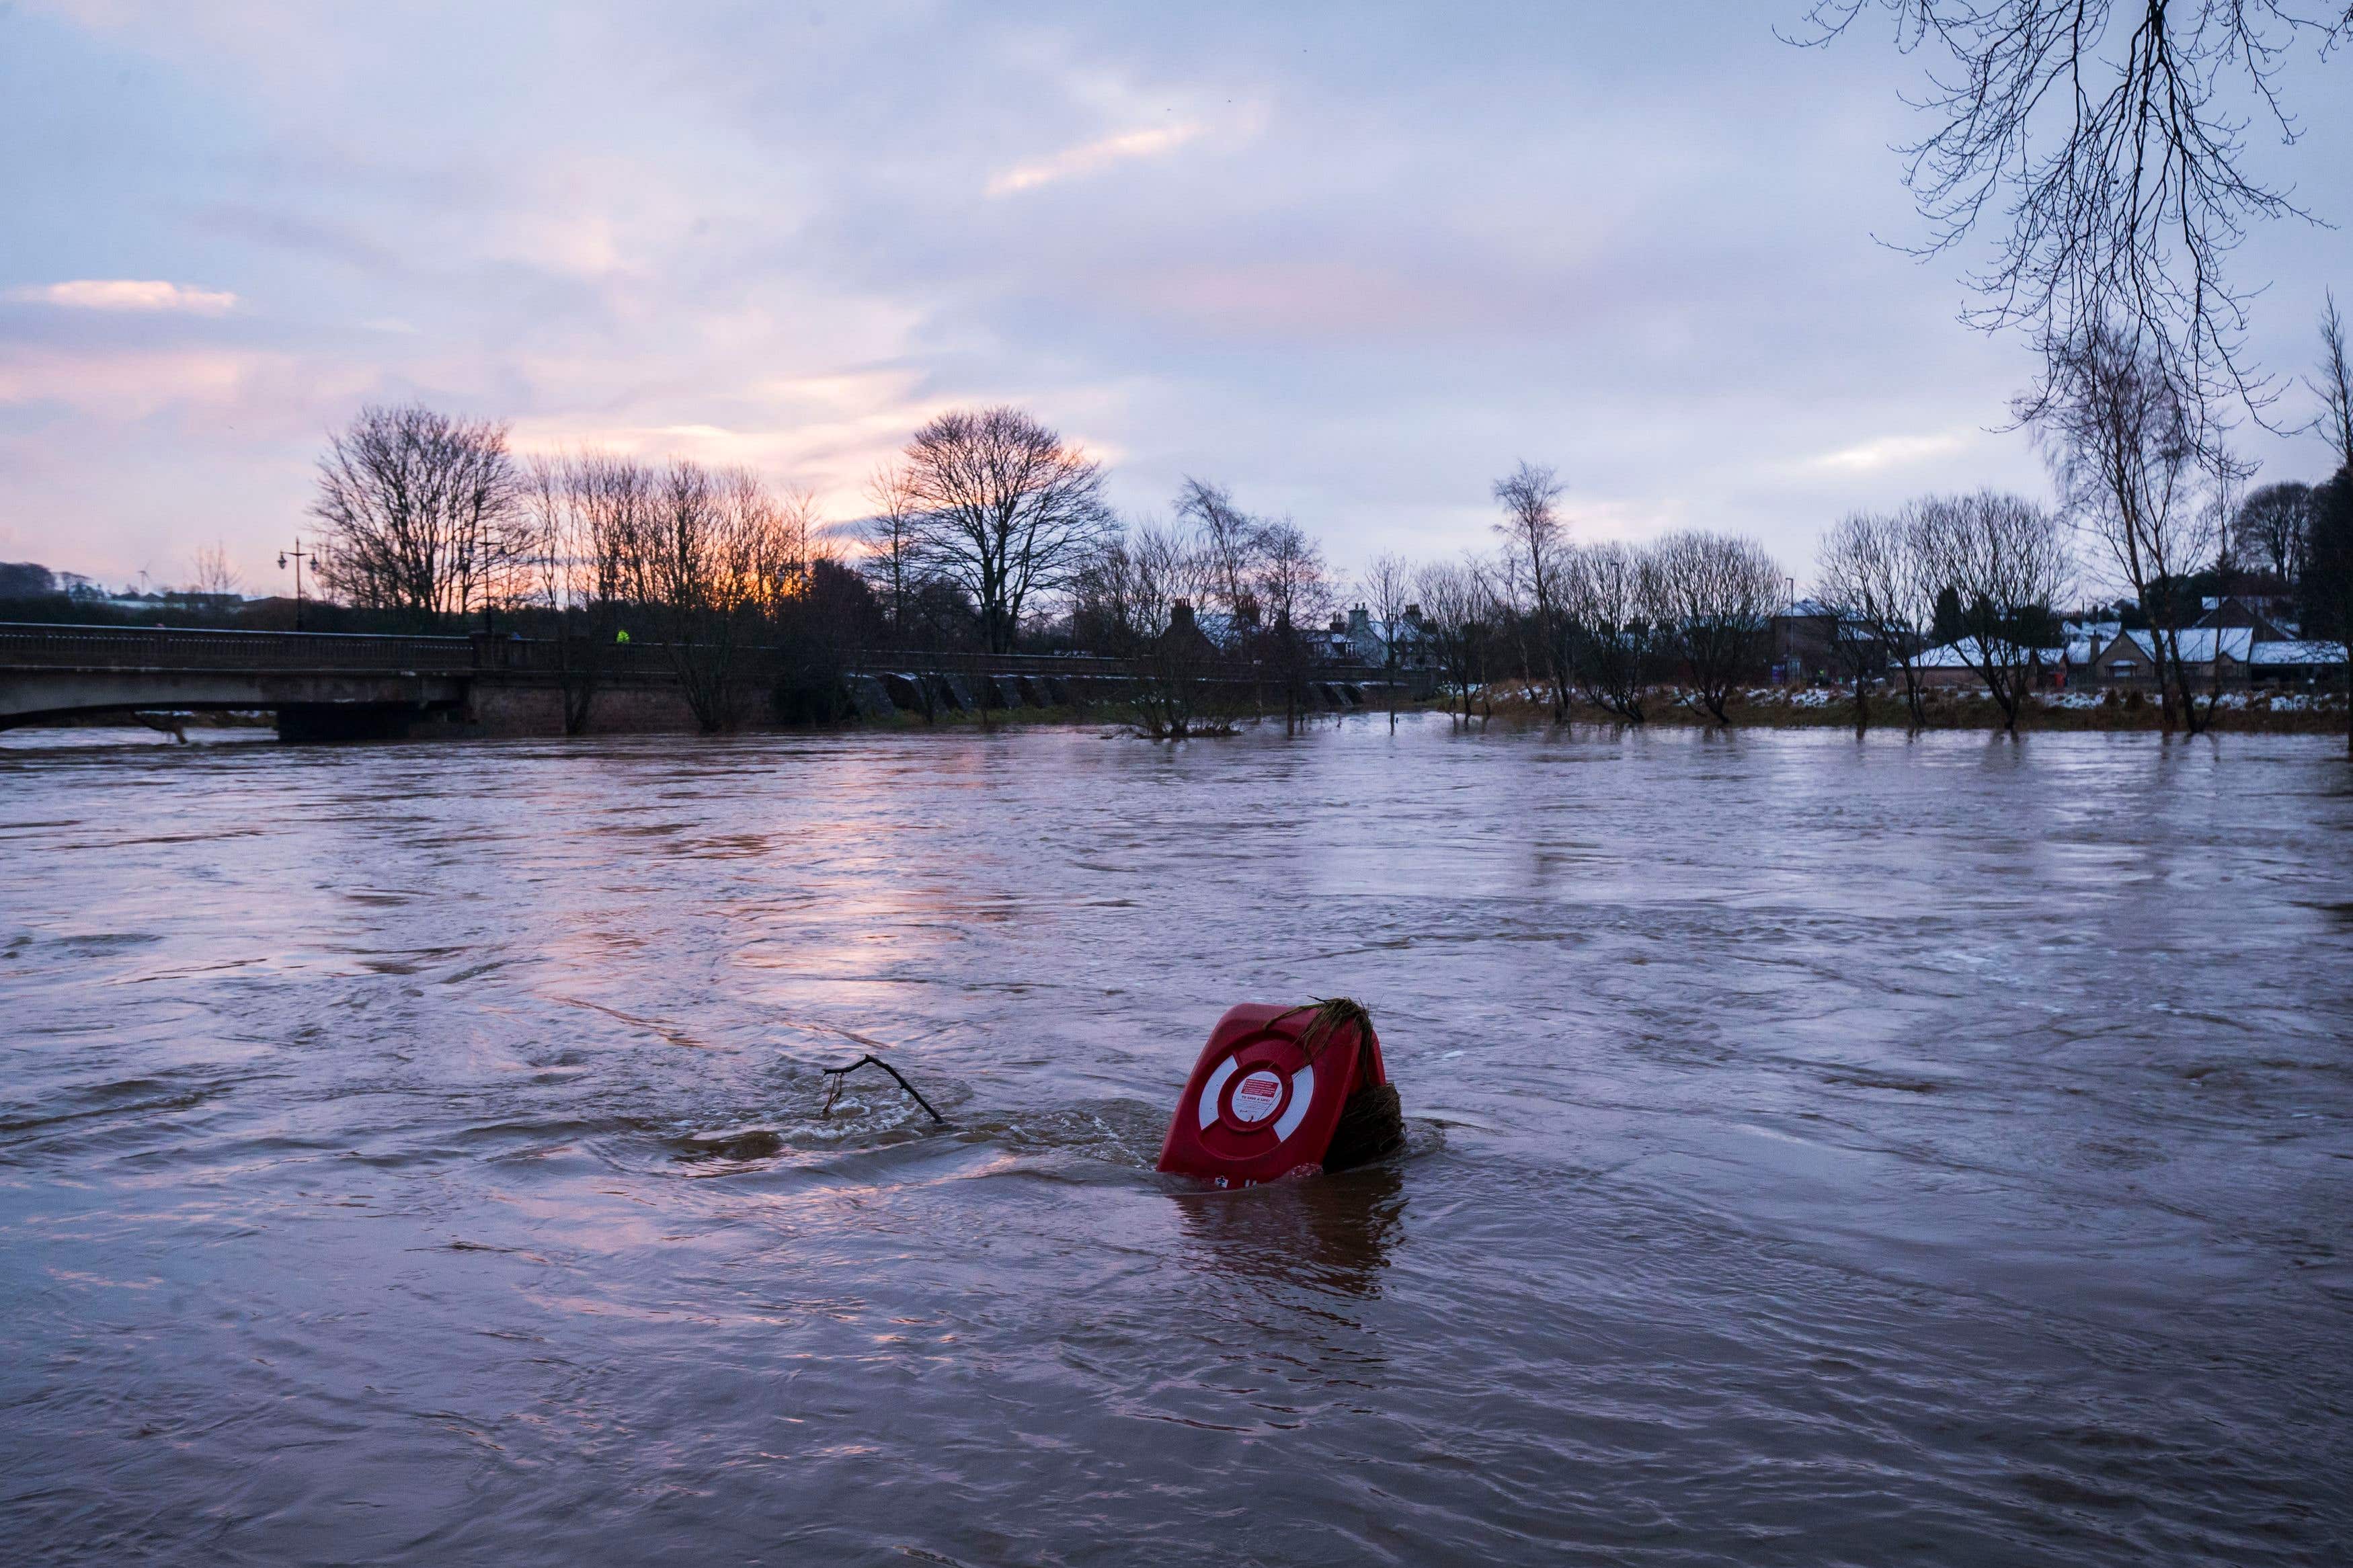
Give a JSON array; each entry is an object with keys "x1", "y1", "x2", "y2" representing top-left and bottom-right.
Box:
[
  {"x1": 0, "y1": 622, "x2": 485, "y2": 671},
  {"x1": 0, "y1": 622, "x2": 1392, "y2": 685}
]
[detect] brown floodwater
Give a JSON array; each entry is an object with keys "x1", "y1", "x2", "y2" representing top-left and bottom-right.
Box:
[{"x1": 2, "y1": 718, "x2": 2350, "y2": 1565}]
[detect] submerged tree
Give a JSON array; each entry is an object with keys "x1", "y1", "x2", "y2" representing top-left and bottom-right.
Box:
[
  {"x1": 1254, "y1": 520, "x2": 1335, "y2": 732},
  {"x1": 1075, "y1": 519, "x2": 1228, "y2": 738},
  {"x1": 1652, "y1": 530, "x2": 1785, "y2": 725},
  {"x1": 1817, "y1": 509, "x2": 1932, "y2": 731},
  {"x1": 1492, "y1": 460, "x2": 1571, "y2": 718},
  {"x1": 1560, "y1": 541, "x2": 1661, "y2": 724},
  {"x1": 1414, "y1": 556, "x2": 1499, "y2": 725},
  {"x1": 2037, "y1": 319, "x2": 2227, "y2": 733},
  {"x1": 1914, "y1": 490, "x2": 2073, "y2": 731},
  {"x1": 1359, "y1": 551, "x2": 1417, "y2": 733}
]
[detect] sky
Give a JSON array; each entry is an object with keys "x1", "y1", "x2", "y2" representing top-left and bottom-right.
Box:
[{"x1": 3, "y1": 0, "x2": 2348, "y2": 596}]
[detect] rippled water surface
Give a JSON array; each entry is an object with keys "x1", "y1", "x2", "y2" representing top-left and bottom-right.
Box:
[{"x1": 3, "y1": 720, "x2": 2350, "y2": 1565}]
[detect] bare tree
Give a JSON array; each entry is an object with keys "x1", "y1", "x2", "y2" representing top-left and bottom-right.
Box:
[
  {"x1": 520, "y1": 454, "x2": 593, "y2": 735},
  {"x1": 1077, "y1": 520, "x2": 1227, "y2": 737},
  {"x1": 2231, "y1": 481, "x2": 2316, "y2": 581},
  {"x1": 2298, "y1": 467, "x2": 2353, "y2": 755},
  {"x1": 1805, "y1": 2, "x2": 2353, "y2": 421},
  {"x1": 616, "y1": 460, "x2": 811, "y2": 731},
  {"x1": 1559, "y1": 541, "x2": 1662, "y2": 723},
  {"x1": 1176, "y1": 477, "x2": 1270, "y2": 618},
  {"x1": 891, "y1": 407, "x2": 1113, "y2": 654},
  {"x1": 1175, "y1": 477, "x2": 1274, "y2": 712},
  {"x1": 859, "y1": 463, "x2": 930, "y2": 646},
  {"x1": 1816, "y1": 510, "x2": 1932, "y2": 731},
  {"x1": 186, "y1": 540, "x2": 241, "y2": 599},
  {"x1": 519, "y1": 451, "x2": 642, "y2": 734},
  {"x1": 1492, "y1": 460, "x2": 1570, "y2": 718},
  {"x1": 2314, "y1": 290, "x2": 2353, "y2": 470},
  {"x1": 2038, "y1": 319, "x2": 2228, "y2": 732},
  {"x1": 1652, "y1": 530, "x2": 1786, "y2": 725},
  {"x1": 1817, "y1": 515, "x2": 1892, "y2": 738},
  {"x1": 859, "y1": 464, "x2": 971, "y2": 720},
  {"x1": 1359, "y1": 552, "x2": 1415, "y2": 732},
  {"x1": 1486, "y1": 543, "x2": 1539, "y2": 699},
  {"x1": 1253, "y1": 520, "x2": 1334, "y2": 732},
  {"x1": 1914, "y1": 490, "x2": 2073, "y2": 731},
  {"x1": 309, "y1": 403, "x2": 526, "y2": 626},
  {"x1": 1414, "y1": 556, "x2": 1498, "y2": 724}
]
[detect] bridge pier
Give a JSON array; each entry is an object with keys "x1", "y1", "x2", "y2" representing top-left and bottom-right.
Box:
[{"x1": 276, "y1": 703, "x2": 442, "y2": 743}]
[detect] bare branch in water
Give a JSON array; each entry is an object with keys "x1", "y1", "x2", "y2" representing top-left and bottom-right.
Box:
[{"x1": 820, "y1": 1053, "x2": 947, "y2": 1124}]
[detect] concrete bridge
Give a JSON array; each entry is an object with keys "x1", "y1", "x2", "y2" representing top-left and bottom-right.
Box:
[{"x1": 0, "y1": 622, "x2": 1398, "y2": 738}]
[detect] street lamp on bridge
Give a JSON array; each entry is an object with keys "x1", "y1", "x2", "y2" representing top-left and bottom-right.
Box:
[{"x1": 277, "y1": 540, "x2": 309, "y2": 631}]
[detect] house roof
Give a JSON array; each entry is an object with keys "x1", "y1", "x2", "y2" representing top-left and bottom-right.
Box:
[
  {"x1": 2110, "y1": 628, "x2": 2254, "y2": 663},
  {"x1": 1916, "y1": 638, "x2": 2066, "y2": 668},
  {"x1": 2251, "y1": 639, "x2": 2347, "y2": 665}
]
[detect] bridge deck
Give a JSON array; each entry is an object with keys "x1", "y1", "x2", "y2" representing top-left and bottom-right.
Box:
[{"x1": 0, "y1": 623, "x2": 1386, "y2": 682}]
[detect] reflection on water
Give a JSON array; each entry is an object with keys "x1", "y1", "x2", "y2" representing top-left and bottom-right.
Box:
[
  {"x1": 1174, "y1": 1162, "x2": 1408, "y2": 1299},
  {"x1": 2, "y1": 719, "x2": 2351, "y2": 1565}
]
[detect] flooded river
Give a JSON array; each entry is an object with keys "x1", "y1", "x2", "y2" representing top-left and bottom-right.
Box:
[{"x1": 3, "y1": 720, "x2": 2350, "y2": 1565}]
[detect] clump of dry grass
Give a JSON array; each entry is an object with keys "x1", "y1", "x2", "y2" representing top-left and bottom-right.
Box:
[{"x1": 1279, "y1": 997, "x2": 1404, "y2": 1171}]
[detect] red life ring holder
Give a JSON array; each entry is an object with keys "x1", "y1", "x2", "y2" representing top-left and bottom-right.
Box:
[{"x1": 1156, "y1": 1003, "x2": 1383, "y2": 1186}]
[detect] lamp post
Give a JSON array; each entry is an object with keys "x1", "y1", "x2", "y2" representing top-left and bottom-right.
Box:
[{"x1": 277, "y1": 540, "x2": 308, "y2": 630}]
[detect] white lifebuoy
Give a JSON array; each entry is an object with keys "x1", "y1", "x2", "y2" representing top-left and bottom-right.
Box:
[{"x1": 1197, "y1": 1056, "x2": 1314, "y2": 1139}]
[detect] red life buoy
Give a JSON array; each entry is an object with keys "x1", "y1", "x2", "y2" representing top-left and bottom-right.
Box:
[{"x1": 1156, "y1": 1002, "x2": 1389, "y2": 1185}]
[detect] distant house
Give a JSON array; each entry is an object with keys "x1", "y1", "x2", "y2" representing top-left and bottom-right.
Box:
[
  {"x1": 1907, "y1": 626, "x2": 2341, "y2": 694},
  {"x1": 1158, "y1": 600, "x2": 1224, "y2": 660},
  {"x1": 1767, "y1": 599, "x2": 1909, "y2": 685},
  {"x1": 2085, "y1": 628, "x2": 2253, "y2": 687},
  {"x1": 1313, "y1": 614, "x2": 1357, "y2": 663},
  {"x1": 2060, "y1": 618, "x2": 2122, "y2": 679},
  {"x1": 1185, "y1": 595, "x2": 1261, "y2": 653},
  {"x1": 2086, "y1": 630, "x2": 2153, "y2": 686},
  {"x1": 1913, "y1": 638, "x2": 2069, "y2": 688},
  {"x1": 2251, "y1": 639, "x2": 2348, "y2": 686},
  {"x1": 1770, "y1": 599, "x2": 1838, "y2": 684},
  {"x1": 1343, "y1": 604, "x2": 1437, "y2": 669},
  {"x1": 2081, "y1": 628, "x2": 2346, "y2": 688},
  {"x1": 2194, "y1": 594, "x2": 2297, "y2": 638}
]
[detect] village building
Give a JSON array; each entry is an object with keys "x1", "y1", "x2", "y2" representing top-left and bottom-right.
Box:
[
  {"x1": 2251, "y1": 641, "x2": 2346, "y2": 686},
  {"x1": 2081, "y1": 627, "x2": 2249, "y2": 687},
  {"x1": 2194, "y1": 593, "x2": 2298, "y2": 638},
  {"x1": 1911, "y1": 625, "x2": 2353, "y2": 691},
  {"x1": 1343, "y1": 604, "x2": 1437, "y2": 670},
  {"x1": 1911, "y1": 638, "x2": 2070, "y2": 689}
]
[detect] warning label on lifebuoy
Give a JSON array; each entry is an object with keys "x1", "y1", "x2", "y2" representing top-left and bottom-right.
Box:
[{"x1": 1230, "y1": 1069, "x2": 1283, "y2": 1124}]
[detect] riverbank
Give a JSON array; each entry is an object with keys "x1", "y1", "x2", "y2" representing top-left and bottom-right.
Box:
[
  {"x1": 12, "y1": 682, "x2": 2348, "y2": 742},
  {"x1": 1461, "y1": 684, "x2": 2352, "y2": 734}
]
